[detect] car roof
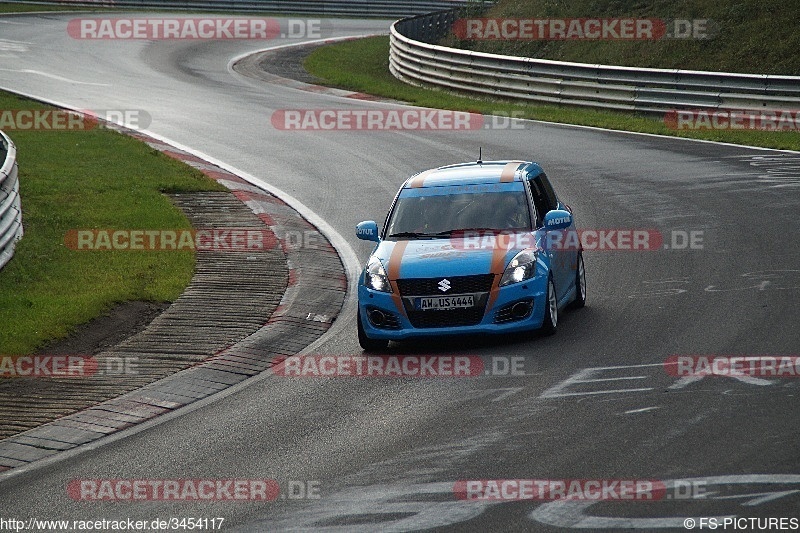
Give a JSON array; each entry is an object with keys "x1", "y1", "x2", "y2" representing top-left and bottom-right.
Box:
[{"x1": 402, "y1": 160, "x2": 544, "y2": 189}]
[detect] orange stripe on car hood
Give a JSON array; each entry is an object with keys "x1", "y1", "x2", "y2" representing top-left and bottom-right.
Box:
[
  {"x1": 388, "y1": 240, "x2": 410, "y2": 316},
  {"x1": 485, "y1": 243, "x2": 509, "y2": 313}
]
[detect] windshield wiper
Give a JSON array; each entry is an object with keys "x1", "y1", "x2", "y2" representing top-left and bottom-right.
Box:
[
  {"x1": 389, "y1": 227, "x2": 524, "y2": 239},
  {"x1": 434, "y1": 227, "x2": 504, "y2": 236},
  {"x1": 388, "y1": 231, "x2": 439, "y2": 239}
]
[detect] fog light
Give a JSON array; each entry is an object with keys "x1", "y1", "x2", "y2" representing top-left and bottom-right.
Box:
[
  {"x1": 511, "y1": 301, "x2": 532, "y2": 318},
  {"x1": 368, "y1": 309, "x2": 386, "y2": 326}
]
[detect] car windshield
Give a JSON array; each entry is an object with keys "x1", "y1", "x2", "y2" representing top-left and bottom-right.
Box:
[{"x1": 386, "y1": 185, "x2": 531, "y2": 238}]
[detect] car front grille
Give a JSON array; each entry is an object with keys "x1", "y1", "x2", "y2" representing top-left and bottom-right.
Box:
[
  {"x1": 396, "y1": 274, "x2": 494, "y2": 328},
  {"x1": 396, "y1": 274, "x2": 495, "y2": 296}
]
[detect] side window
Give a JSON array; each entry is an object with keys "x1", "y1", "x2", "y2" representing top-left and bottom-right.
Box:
[
  {"x1": 527, "y1": 177, "x2": 548, "y2": 227},
  {"x1": 538, "y1": 173, "x2": 559, "y2": 211},
  {"x1": 529, "y1": 172, "x2": 560, "y2": 225}
]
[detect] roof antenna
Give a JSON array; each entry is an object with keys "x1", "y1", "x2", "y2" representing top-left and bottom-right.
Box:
[{"x1": 477, "y1": 147, "x2": 483, "y2": 165}]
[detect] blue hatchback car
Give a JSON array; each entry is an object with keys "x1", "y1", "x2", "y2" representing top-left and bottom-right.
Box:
[{"x1": 355, "y1": 160, "x2": 586, "y2": 351}]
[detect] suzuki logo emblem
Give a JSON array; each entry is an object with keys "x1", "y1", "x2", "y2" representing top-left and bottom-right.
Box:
[{"x1": 438, "y1": 279, "x2": 451, "y2": 292}]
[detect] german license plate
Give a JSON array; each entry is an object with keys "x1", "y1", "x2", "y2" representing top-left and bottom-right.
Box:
[{"x1": 416, "y1": 294, "x2": 475, "y2": 310}]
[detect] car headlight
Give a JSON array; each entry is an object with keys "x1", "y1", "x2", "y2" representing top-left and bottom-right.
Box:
[
  {"x1": 364, "y1": 257, "x2": 391, "y2": 292},
  {"x1": 499, "y1": 249, "x2": 538, "y2": 286}
]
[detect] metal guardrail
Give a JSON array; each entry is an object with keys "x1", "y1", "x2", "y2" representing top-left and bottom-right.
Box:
[
  {"x1": 0, "y1": 130, "x2": 22, "y2": 271},
  {"x1": 390, "y1": 11, "x2": 800, "y2": 115},
  {"x1": 2, "y1": 0, "x2": 475, "y2": 17}
]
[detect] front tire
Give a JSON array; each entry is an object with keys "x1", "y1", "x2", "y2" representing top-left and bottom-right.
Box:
[
  {"x1": 358, "y1": 312, "x2": 389, "y2": 352},
  {"x1": 540, "y1": 276, "x2": 558, "y2": 336},
  {"x1": 572, "y1": 252, "x2": 586, "y2": 309}
]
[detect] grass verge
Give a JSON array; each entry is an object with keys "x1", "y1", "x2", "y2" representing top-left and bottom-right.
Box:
[
  {"x1": 304, "y1": 36, "x2": 800, "y2": 151},
  {"x1": 0, "y1": 91, "x2": 226, "y2": 354},
  {"x1": 445, "y1": 0, "x2": 800, "y2": 76}
]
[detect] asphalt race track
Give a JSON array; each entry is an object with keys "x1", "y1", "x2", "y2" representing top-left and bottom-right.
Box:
[{"x1": 0, "y1": 12, "x2": 799, "y2": 532}]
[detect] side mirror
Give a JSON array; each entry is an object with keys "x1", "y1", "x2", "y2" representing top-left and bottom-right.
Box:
[
  {"x1": 356, "y1": 221, "x2": 380, "y2": 242},
  {"x1": 543, "y1": 210, "x2": 572, "y2": 230}
]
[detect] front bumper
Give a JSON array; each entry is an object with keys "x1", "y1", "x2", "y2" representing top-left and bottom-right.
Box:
[{"x1": 358, "y1": 276, "x2": 549, "y2": 340}]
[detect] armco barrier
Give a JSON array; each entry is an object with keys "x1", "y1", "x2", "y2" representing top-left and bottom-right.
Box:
[
  {"x1": 0, "y1": 130, "x2": 22, "y2": 271},
  {"x1": 1, "y1": 0, "x2": 477, "y2": 17},
  {"x1": 390, "y1": 11, "x2": 800, "y2": 114}
]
